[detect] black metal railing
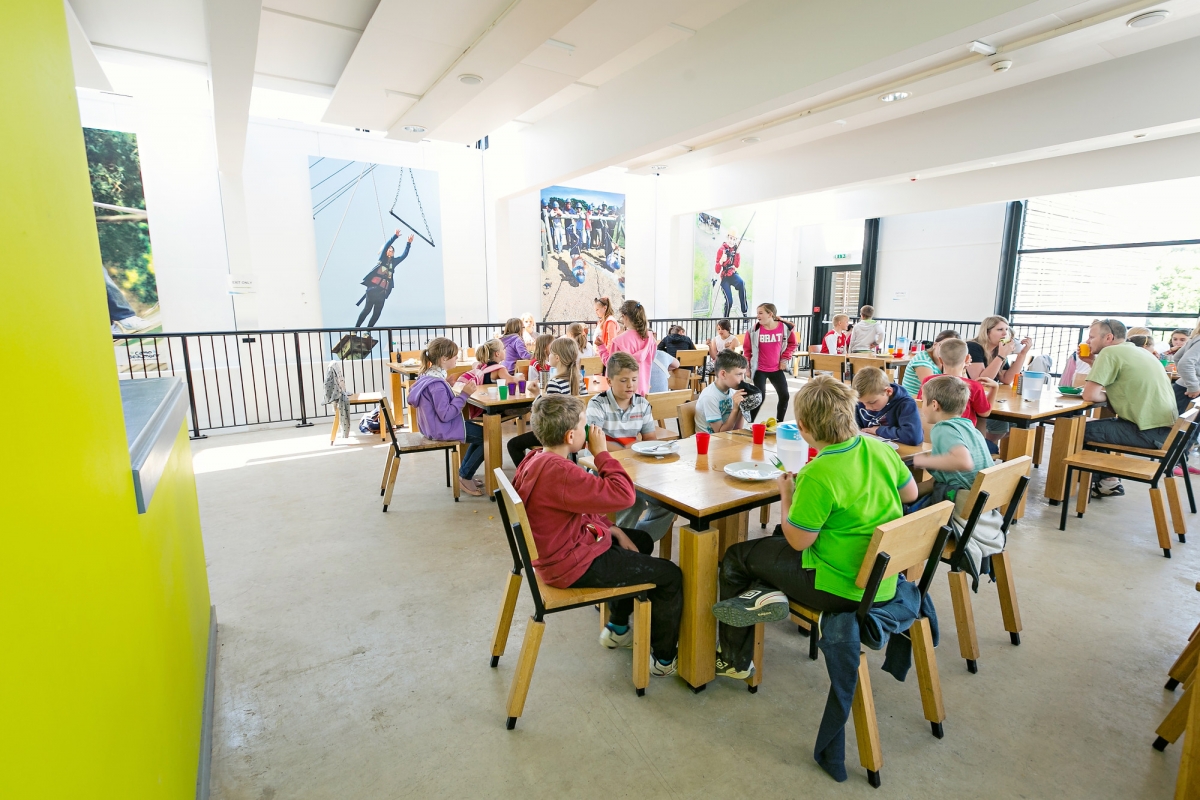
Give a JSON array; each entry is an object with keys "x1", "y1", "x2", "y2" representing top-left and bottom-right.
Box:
[{"x1": 115, "y1": 312, "x2": 1193, "y2": 438}]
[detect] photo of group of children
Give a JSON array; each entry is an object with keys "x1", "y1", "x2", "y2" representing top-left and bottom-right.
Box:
[
  {"x1": 540, "y1": 186, "x2": 625, "y2": 322},
  {"x1": 693, "y1": 206, "x2": 755, "y2": 318}
]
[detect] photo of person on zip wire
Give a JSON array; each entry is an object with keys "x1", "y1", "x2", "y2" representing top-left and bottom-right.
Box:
[
  {"x1": 714, "y1": 228, "x2": 748, "y2": 318},
  {"x1": 356, "y1": 229, "x2": 414, "y2": 327}
]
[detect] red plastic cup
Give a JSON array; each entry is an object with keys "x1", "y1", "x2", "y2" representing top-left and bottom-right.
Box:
[
  {"x1": 695, "y1": 431, "x2": 711, "y2": 455},
  {"x1": 752, "y1": 423, "x2": 766, "y2": 444},
  {"x1": 808, "y1": 447, "x2": 819, "y2": 461}
]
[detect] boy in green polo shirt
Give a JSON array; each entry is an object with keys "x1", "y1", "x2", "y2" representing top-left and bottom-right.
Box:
[
  {"x1": 710, "y1": 375, "x2": 918, "y2": 680},
  {"x1": 909, "y1": 375, "x2": 993, "y2": 510}
]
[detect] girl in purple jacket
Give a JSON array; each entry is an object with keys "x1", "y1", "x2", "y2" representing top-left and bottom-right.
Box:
[
  {"x1": 408, "y1": 338, "x2": 485, "y2": 497},
  {"x1": 500, "y1": 318, "x2": 531, "y2": 372}
]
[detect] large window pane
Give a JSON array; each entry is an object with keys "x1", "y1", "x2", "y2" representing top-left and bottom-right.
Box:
[{"x1": 1023, "y1": 177, "x2": 1200, "y2": 250}]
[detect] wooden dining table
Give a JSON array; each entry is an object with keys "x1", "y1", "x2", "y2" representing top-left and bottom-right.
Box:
[
  {"x1": 985, "y1": 385, "x2": 1092, "y2": 509},
  {"x1": 579, "y1": 430, "x2": 932, "y2": 693}
]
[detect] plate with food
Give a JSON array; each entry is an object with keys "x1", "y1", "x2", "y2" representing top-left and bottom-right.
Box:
[
  {"x1": 1058, "y1": 386, "x2": 1083, "y2": 396},
  {"x1": 724, "y1": 461, "x2": 784, "y2": 481},
  {"x1": 631, "y1": 441, "x2": 680, "y2": 458}
]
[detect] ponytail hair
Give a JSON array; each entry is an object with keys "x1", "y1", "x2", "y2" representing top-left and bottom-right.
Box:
[
  {"x1": 567, "y1": 322, "x2": 589, "y2": 352},
  {"x1": 594, "y1": 296, "x2": 615, "y2": 320},
  {"x1": 757, "y1": 303, "x2": 778, "y2": 322},
  {"x1": 550, "y1": 336, "x2": 581, "y2": 396},
  {"x1": 421, "y1": 337, "x2": 459, "y2": 373},
  {"x1": 619, "y1": 299, "x2": 649, "y2": 340},
  {"x1": 474, "y1": 338, "x2": 503, "y2": 365}
]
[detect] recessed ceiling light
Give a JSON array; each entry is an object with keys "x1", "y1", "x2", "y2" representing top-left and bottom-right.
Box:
[
  {"x1": 1128, "y1": 10, "x2": 1169, "y2": 27},
  {"x1": 741, "y1": 137, "x2": 760, "y2": 144},
  {"x1": 651, "y1": 165, "x2": 668, "y2": 170},
  {"x1": 879, "y1": 91, "x2": 910, "y2": 103},
  {"x1": 458, "y1": 74, "x2": 482, "y2": 86},
  {"x1": 403, "y1": 125, "x2": 426, "y2": 133}
]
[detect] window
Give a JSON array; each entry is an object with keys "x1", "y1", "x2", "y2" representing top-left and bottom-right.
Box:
[
  {"x1": 1012, "y1": 177, "x2": 1200, "y2": 327},
  {"x1": 830, "y1": 269, "x2": 860, "y2": 316}
]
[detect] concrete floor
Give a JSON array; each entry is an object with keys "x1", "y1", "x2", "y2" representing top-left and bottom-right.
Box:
[{"x1": 197, "y1": 402, "x2": 1196, "y2": 799}]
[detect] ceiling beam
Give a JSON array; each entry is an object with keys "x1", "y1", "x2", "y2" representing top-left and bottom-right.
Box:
[{"x1": 63, "y1": 0, "x2": 111, "y2": 91}]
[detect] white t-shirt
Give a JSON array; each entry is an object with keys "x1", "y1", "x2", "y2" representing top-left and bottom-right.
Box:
[
  {"x1": 650, "y1": 350, "x2": 676, "y2": 393},
  {"x1": 695, "y1": 383, "x2": 738, "y2": 433}
]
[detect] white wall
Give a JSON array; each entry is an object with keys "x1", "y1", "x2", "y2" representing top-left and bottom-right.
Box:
[{"x1": 873, "y1": 203, "x2": 1006, "y2": 321}]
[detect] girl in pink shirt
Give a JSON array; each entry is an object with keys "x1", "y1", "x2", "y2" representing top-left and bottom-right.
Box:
[
  {"x1": 600, "y1": 299, "x2": 657, "y2": 396},
  {"x1": 743, "y1": 303, "x2": 797, "y2": 421}
]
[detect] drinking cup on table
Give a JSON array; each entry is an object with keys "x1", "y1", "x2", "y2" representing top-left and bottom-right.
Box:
[
  {"x1": 498, "y1": 379, "x2": 508, "y2": 401},
  {"x1": 517, "y1": 377, "x2": 527, "y2": 395},
  {"x1": 752, "y1": 423, "x2": 766, "y2": 444},
  {"x1": 695, "y1": 431, "x2": 711, "y2": 455}
]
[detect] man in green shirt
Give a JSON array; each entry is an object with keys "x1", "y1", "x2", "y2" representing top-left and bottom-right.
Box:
[
  {"x1": 709, "y1": 376, "x2": 917, "y2": 681},
  {"x1": 1081, "y1": 318, "x2": 1178, "y2": 497}
]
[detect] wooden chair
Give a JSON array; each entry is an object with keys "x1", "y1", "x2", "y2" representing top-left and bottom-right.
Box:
[
  {"x1": 404, "y1": 364, "x2": 475, "y2": 434},
  {"x1": 490, "y1": 470, "x2": 654, "y2": 729},
  {"x1": 378, "y1": 404, "x2": 463, "y2": 507},
  {"x1": 1156, "y1": 582, "x2": 1200, "y2": 756},
  {"x1": 1060, "y1": 420, "x2": 1199, "y2": 557},
  {"x1": 676, "y1": 349, "x2": 708, "y2": 394},
  {"x1": 779, "y1": 501, "x2": 956, "y2": 787},
  {"x1": 810, "y1": 353, "x2": 847, "y2": 380},
  {"x1": 581, "y1": 356, "x2": 603, "y2": 376},
  {"x1": 1085, "y1": 409, "x2": 1198, "y2": 515},
  {"x1": 847, "y1": 355, "x2": 885, "y2": 380},
  {"x1": 515, "y1": 359, "x2": 531, "y2": 378},
  {"x1": 940, "y1": 456, "x2": 1032, "y2": 673},
  {"x1": 331, "y1": 391, "x2": 393, "y2": 443},
  {"x1": 647, "y1": 389, "x2": 692, "y2": 440},
  {"x1": 677, "y1": 401, "x2": 697, "y2": 438}
]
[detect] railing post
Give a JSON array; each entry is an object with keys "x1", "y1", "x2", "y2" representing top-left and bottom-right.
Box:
[
  {"x1": 180, "y1": 337, "x2": 206, "y2": 440},
  {"x1": 294, "y1": 331, "x2": 313, "y2": 428}
]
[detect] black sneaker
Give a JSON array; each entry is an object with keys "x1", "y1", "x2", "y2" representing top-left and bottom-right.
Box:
[
  {"x1": 711, "y1": 587, "x2": 790, "y2": 627},
  {"x1": 715, "y1": 654, "x2": 753, "y2": 680}
]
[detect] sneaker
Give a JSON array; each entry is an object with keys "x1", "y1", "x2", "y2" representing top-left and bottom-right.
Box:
[
  {"x1": 1090, "y1": 481, "x2": 1125, "y2": 498},
  {"x1": 711, "y1": 587, "x2": 790, "y2": 627},
  {"x1": 111, "y1": 314, "x2": 157, "y2": 335},
  {"x1": 715, "y1": 654, "x2": 753, "y2": 680},
  {"x1": 599, "y1": 623, "x2": 633, "y2": 649},
  {"x1": 650, "y1": 657, "x2": 677, "y2": 677}
]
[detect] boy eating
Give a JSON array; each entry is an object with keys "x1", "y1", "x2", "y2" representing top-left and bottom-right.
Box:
[
  {"x1": 911, "y1": 376, "x2": 993, "y2": 508},
  {"x1": 918, "y1": 338, "x2": 997, "y2": 426},
  {"x1": 853, "y1": 367, "x2": 923, "y2": 446},
  {"x1": 709, "y1": 376, "x2": 918, "y2": 680},
  {"x1": 514, "y1": 395, "x2": 682, "y2": 675},
  {"x1": 587, "y1": 351, "x2": 675, "y2": 541},
  {"x1": 695, "y1": 350, "x2": 748, "y2": 433}
]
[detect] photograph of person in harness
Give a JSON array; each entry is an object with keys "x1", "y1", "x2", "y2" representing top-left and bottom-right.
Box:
[
  {"x1": 356, "y1": 230, "x2": 414, "y2": 328},
  {"x1": 714, "y1": 228, "x2": 749, "y2": 318}
]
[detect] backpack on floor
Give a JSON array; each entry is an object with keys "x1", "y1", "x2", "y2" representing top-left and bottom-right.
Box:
[{"x1": 359, "y1": 409, "x2": 380, "y2": 434}]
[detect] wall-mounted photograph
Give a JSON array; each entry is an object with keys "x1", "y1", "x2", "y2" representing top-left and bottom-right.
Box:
[
  {"x1": 309, "y1": 157, "x2": 445, "y2": 329},
  {"x1": 693, "y1": 206, "x2": 756, "y2": 319},
  {"x1": 539, "y1": 185, "x2": 624, "y2": 322}
]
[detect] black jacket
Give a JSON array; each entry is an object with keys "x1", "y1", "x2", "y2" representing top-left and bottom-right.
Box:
[
  {"x1": 361, "y1": 234, "x2": 412, "y2": 298},
  {"x1": 658, "y1": 333, "x2": 696, "y2": 357}
]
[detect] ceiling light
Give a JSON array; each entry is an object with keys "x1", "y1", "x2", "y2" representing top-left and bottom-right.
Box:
[
  {"x1": 968, "y1": 40, "x2": 997, "y2": 56},
  {"x1": 879, "y1": 91, "x2": 910, "y2": 103},
  {"x1": 651, "y1": 165, "x2": 668, "y2": 170},
  {"x1": 403, "y1": 125, "x2": 426, "y2": 133},
  {"x1": 545, "y1": 38, "x2": 575, "y2": 52},
  {"x1": 834, "y1": 119, "x2": 847, "y2": 125},
  {"x1": 1127, "y1": 10, "x2": 1169, "y2": 27},
  {"x1": 741, "y1": 137, "x2": 760, "y2": 144},
  {"x1": 458, "y1": 74, "x2": 482, "y2": 86},
  {"x1": 992, "y1": 60, "x2": 1013, "y2": 72}
]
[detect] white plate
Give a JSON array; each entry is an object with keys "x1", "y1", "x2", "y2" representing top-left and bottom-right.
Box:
[
  {"x1": 724, "y1": 461, "x2": 783, "y2": 481},
  {"x1": 631, "y1": 441, "x2": 679, "y2": 457},
  {"x1": 861, "y1": 433, "x2": 901, "y2": 450}
]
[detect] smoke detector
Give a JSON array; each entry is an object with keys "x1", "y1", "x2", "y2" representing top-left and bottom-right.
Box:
[
  {"x1": 458, "y1": 74, "x2": 483, "y2": 85},
  {"x1": 1128, "y1": 10, "x2": 1169, "y2": 27},
  {"x1": 992, "y1": 60, "x2": 1013, "y2": 72}
]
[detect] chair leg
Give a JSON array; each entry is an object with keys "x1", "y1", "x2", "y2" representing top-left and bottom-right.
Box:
[
  {"x1": 1168, "y1": 633, "x2": 1200, "y2": 691},
  {"x1": 330, "y1": 407, "x2": 340, "y2": 444},
  {"x1": 851, "y1": 652, "x2": 883, "y2": 786},
  {"x1": 1176, "y1": 677, "x2": 1200, "y2": 796},
  {"x1": 948, "y1": 570, "x2": 981, "y2": 673},
  {"x1": 1150, "y1": 486, "x2": 1173, "y2": 557},
  {"x1": 379, "y1": 400, "x2": 391, "y2": 441},
  {"x1": 381, "y1": 447, "x2": 394, "y2": 495},
  {"x1": 759, "y1": 503, "x2": 771, "y2": 529},
  {"x1": 382, "y1": 452, "x2": 401, "y2": 512},
  {"x1": 910, "y1": 616, "x2": 946, "y2": 737},
  {"x1": 1184, "y1": 459, "x2": 1196, "y2": 513},
  {"x1": 747, "y1": 623, "x2": 764, "y2": 693},
  {"x1": 991, "y1": 551, "x2": 1023, "y2": 645},
  {"x1": 658, "y1": 529, "x2": 673, "y2": 561},
  {"x1": 1166, "y1": 476, "x2": 1187, "y2": 542},
  {"x1": 444, "y1": 449, "x2": 450, "y2": 488},
  {"x1": 1060, "y1": 467, "x2": 1073, "y2": 531},
  {"x1": 632, "y1": 597, "x2": 651, "y2": 696},
  {"x1": 1156, "y1": 683, "x2": 1192, "y2": 749},
  {"x1": 451, "y1": 449, "x2": 462, "y2": 502},
  {"x1": 505, "y1": 616, "x2": 546, "y2": 729},
  {"x1": 490, "y1": 572, "x2": 523, "y2": 667},
  {"x1": 1075, "y1": 470, "x2": 1092, "y2": 517},
  {"x1": 1033, "y1": 423, "x2": 1046, "y2": 468}
]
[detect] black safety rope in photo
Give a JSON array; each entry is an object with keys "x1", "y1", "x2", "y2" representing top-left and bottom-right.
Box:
[{"x1": 389, "y1": 167, "x2": 436, "y2": 248}]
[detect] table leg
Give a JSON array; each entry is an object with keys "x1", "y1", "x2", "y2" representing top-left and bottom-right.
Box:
[
  {"x1": 1005, "y1": 426, "x2": 1036, "y2": 519},
  {"x1": 390, "y1": 372, "x2": 404, "y2": 429},
  {"x1": 482, "y1": 412, "x2": 503, "y2": 495},
  {"x1": 1046, "y1": 416, "x2": 1086, "y2": 503},
  {"x1": 1033, "y1": 424, "x2": 1046, "y2": 468},
  {"x1": 678, "y1": 524, "x2": 718, "y2": 692},
  {"x1": 717, "y1": 511, "x2": 749, "y2": 560}
]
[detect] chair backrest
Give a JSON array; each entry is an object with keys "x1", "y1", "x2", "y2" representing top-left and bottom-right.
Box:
[
  {"x1": 847, "y1": 356, "x2": 880, "y2": 376},
  {"x1": 580, "y1": 356, "x2": 603, "y2": 376},
  {"x1": 648, "y1": 390, "x2": 693, "y2": 426},
  {"x1": 854, "y1": 501, "x2": 955, "y2": 618},
  {"x1": 810, "y1": 353, "x2": 847, "y2": 373},
  {"x1": 960, "y1": 456, "x2": 1032, "y2": 516},
  {"x1": 677, "y1": 349, "x2": 707, "y2": 369},
  {"x1": 678, "y1": 401, "x2": 697, "y2": 438},
  {"x1": 515, "y1": 359, "x2": 531, "y2": 378},
  {"x1": 1161, "y1": 419, "x2": 1200, "y2": 478},
  {"x1": 448, "y1": 364, "x2": 473, "y2": 382},
  {"x1": 493, "y1": 470, "x2": 549, "y2": 614},
  {"x1": 464, "y1": 346, "x2": 475, "y2": 360},
  {"x1": 495, "y1": 468, "x2": 540, "y2": 561},
  {"x1": 1160, "y1": 408, "x2": 1199, "y2": 453}
]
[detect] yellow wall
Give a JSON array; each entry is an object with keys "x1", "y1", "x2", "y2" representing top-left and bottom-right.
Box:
[{"x1": 0, "y1": 2, "x2": 212, "y2": 797}]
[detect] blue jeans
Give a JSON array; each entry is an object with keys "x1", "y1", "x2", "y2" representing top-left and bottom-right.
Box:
[
  {"x1": 721, "y1": 272, "x2": 747, "y2": 316},
  {"x1": 460, "y1": 420, "x2": 485, "y2": 480}
]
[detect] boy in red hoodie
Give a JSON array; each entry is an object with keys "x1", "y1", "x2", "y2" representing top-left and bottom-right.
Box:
[{"x1": 513, "y1": 395, "x2": 683, "y2": 676}]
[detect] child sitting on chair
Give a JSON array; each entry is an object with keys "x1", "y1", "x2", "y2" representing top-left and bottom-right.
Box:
[
  {"x1": 695, "y1": 350, "x2": 748, "y2": 433},
  {"x1": 408, "y1": 337, "x2": 485, "y2": 497},
  {"x1": 709, "y1": 375, "x2": 918, "y2": 681},
  {"x1": 910, "y1": 375, "x2": 993, "y2": 510},
  {"x1": 513, "y1": 395, "x2": 683, "y2": 676},
  {"x1": 853, "y1": 367, "x2": 923, "y2": 446}
]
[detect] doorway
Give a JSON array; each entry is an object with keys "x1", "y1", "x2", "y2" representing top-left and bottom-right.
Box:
[{"x1": 811, "y1": 264, "x2": 862, "y2": 346}]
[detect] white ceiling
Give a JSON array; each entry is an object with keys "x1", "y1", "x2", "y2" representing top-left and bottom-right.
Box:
[{"x1": 68, "y1": 0, "x2": 1200, "y2": 207}]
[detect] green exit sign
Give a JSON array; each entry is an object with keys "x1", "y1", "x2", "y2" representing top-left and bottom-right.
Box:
[{"x1": 834, "y1": 253, "x2": 849, "y2": 259}]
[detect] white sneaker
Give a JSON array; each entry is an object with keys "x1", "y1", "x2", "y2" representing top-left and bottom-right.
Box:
[
  {"x1": 599, "y1": 623, "x2": 633, "y2": 649},
  {"x1": 112, "y1": 315, "x2": 157, "y2": 335},
  {"x1": 651, "y1": 657, "x2": 678, "y2": 677}
]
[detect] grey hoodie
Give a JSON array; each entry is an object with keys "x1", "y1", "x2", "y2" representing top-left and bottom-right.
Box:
[{"x1": 1175, "y1": 334, "x2": 1200, "y2": 392}]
